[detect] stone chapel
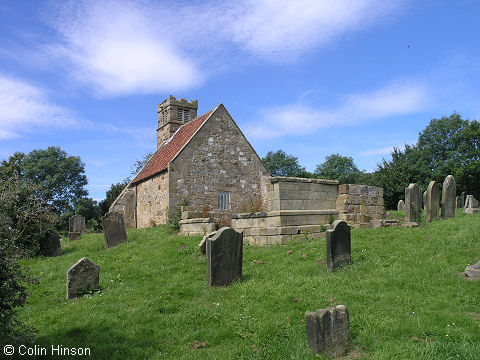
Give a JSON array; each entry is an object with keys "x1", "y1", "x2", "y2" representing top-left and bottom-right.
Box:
[{"x1": 110, "y1": 95, "x2": 270, "y2": 228}]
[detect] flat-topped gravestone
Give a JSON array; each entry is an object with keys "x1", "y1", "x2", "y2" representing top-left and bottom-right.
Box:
[
  {"x1": 102, "y1": 212, "x2": 128, "y2": 248},
  {"x1": 326, "y1": 220, "x2": 351, "y2": 272},
  {"x1": 441, "y1": 175, "x2": 456, "y2": 219},
  {"x1": 69, "y1": 215, "x2": 85, "y2": 233},
  {"x1": 465, "y1": 261, "x2": 480, "y2": 277},
  {"x1": 397, "y1": 200, "x2": 405, "y2": 212},
  {"x1": 206, "y1": 227, "x2": 243, "y2": 287},
  {"x1": 405, "y1": 183, "x2": 422, "y2": 223},
  {"x1": 426, "y1": 181, "x2": 440, "y2": 222},
  {"x1": 43, "y1": 231, "x2": 61, "y2": 257},
  {"x1": 306, "y1": 305, "x2": 350, "y2": 357},
  {"x1": 67, "y1": 257, "x2": 100, "y2": 299}
]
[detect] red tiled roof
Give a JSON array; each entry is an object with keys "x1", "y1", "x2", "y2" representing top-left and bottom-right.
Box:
[{"x1": 132, "y1": 108, "x2": 215, "y2": 184}]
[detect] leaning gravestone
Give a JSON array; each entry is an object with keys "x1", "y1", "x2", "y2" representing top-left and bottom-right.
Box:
[
  {"x1": 66, "y1": 257, "x2": 100, "y2": 299},
  {"x1": 305, "y1": 305, "x2": 350, "y2": 356},
  {"x1": 206, "y1": 227, "x2": 243, "y2": 287},
  {"x1": 465, "y1": 261, "x2": 480, "y2": 277},
  {"x1": 43, "y1": 231, "x2": 61, "y2": 257},
  {"x1": 101, "y1": 212, "x2": 128, "y2": 248},
  {"x1": 441, "y1": 175, "x2": 456, "y2": 219},
  {"x1": 405, "y1": 183, "x2": 423, "y2": 224},
  {"x1": 397, "y1": 200, "x2": 405, "y2": 212},
  {"x1": 326, "y1": 220, "x2": 351, "y2": 272},
  {"x1": 426, "y1": 181, "x2": 440, "y2": 222}
]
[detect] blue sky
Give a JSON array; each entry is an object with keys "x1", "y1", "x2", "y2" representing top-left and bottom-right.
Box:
[{"x1": 1, "y1": 0, "x2": 479, "y2": 201}]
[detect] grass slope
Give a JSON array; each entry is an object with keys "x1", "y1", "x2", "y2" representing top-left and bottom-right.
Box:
[{"x1": 20, "y1": 211, "x2": 480, "y2": 359}]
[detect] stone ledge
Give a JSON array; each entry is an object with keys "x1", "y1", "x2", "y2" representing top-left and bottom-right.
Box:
[
  {"x1": 179, "y1": 218, "x2": 214, "y2": 224},
  {"x1": 269, "y1": 176, "x2": 339, "y2": 185}
]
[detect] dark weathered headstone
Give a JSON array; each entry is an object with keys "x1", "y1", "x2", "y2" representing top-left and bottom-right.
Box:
[
  {"x1": 66, "y1": 257, "x2": 100, "y2": 299},
  {"x1": 397, "y1": 200, "x2": 405, "y2": 212},
  {"x1": 461, "y1": 192, "x2": 465, "y2": 208},
  {"x1": 465, "y1": 260, "x2": 480, "y2": 277},
  {"x1": 206, "y1": 227, "x2": 243, "y2": 287},
  {"x1": 68, "y1": 232, "x2": 81, "y2": 241},
  {"x1": 44, "y1": 231, "x2": 61, "y2": 257},
  {"x1": 199, "y1": 231, "x2": 216, "y2": 255},
  {"x1": 455, "y1": 196, "x2": 462, "y2": 209},
  {"x1": 102, "y1": 212, "x2": 128, "y2": 248},
  {"x1": 441, "y1": 175, "x2": 456, "y2": 219},
  {"x1": 69, "y1": 214, "x2": 85, "y2": 233},
  {"x1": 326, "y1": 220, "x2": 351, "y2": 272},
  {"x1": 305, "y1": 305, "x2": 350, "y2": 356},
  {"x1": 405, "y1": 183, "x2": 422, "y2": 223},
  {"x1": 426, "y1": 181, "x2": 440, "y2": 222}
]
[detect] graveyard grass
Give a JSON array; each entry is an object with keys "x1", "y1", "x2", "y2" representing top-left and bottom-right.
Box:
[{"x1": 20, "y1": 211, "x2": 479, "y2": 359}]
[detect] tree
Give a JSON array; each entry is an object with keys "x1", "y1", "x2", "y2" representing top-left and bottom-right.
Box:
[
  {"x1": 131, "y1": 151, "x2": 154, "y2": 178},
  {"x1": 1, "y1": 147, "x2": 89, "y2": 214},
  {"x1": 75, "y1": 198, "x2": 102, "y2": 231},
  {"x1": 262, "y1": 150, "x2": 309, "y2": 177},
  {"x1": 314, "y1": 154, "x2": 366, "y2": 184},
  {"x1": 99, "y1": 180, "x2": 129, "y2": 215}
]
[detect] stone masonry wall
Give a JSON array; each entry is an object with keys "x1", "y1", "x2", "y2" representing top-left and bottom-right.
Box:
[
  {"x1": 136, "y1": 171, "x2": 169, "y2": 228},
  {"x1": 168, "y1": 105, "x2": 270, "y2": 223},
  {"x1": 336, "y1": 184, "x2": 385, "y2": 227},
  {"x1": 109, "y1": 187, "x2": 136, "y2": 229}
]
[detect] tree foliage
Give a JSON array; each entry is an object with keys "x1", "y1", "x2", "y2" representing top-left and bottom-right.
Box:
[
  {"x1": 131, "y1": 151, "x2": 154, "y2": 178},
  {"x1": 262, "y1": 150, "x2": 309, "y2": 177},
  {"x1": 314, "y1": 154, "x2": 367, "y2": 184},
  {"x1": 99, "y1": 180, "x2": 129, "y2": 216}
]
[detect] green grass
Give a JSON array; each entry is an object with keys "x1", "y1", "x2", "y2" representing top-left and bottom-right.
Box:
[{"x1": 19, "y1": 210, "x2": 480, "y2": 359}]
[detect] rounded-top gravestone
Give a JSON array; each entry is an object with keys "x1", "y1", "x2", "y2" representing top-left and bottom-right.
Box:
[
  {"x1": 426, "y1": 180, "x2": 440, "y2": 222},
  {"x1": 441, "y1": 175, "x2": 456, "y2": 219},
  {"x1": 326, "y1": 220, "x2": 351, "y2": 272}
]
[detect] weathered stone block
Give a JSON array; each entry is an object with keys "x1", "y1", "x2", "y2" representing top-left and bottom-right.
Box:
[
  {"x1": 68, "y1": 232, "x2": 81, "y2": 241},
  {"x1": 66, "y1": 257, "x2": 100, "y2": 299},
  {"x1": 69, "y1": 215, "x2": 85, "y2": 234},
  {"x1": 465, "y1": 260, "x2": 480, "y2": 277},
  {"x1": 305, "y1": 305, "x2": 350, "y2": 356}
]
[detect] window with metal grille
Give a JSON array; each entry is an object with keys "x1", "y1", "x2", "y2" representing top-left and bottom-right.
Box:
[
  {"x1": 184, "y1": 110, "x2": 190, "y2": 122},
  {"x1": 217, "y1": 191, "x2": 231, "y2": 210}
]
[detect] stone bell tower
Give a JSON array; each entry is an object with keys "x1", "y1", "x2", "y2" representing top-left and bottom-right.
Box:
[{"x1": 156, "y1": 95, "x2": 198, "y2": 148}]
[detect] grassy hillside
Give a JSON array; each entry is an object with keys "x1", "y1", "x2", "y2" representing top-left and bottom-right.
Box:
[{"x1": 20, "y1": 211, "x2": 480, "y2": 359}]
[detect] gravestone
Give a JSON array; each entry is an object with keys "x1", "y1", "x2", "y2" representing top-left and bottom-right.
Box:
[
  {"x1": 455, "y1": 196, "x2": 462, "y2": 209},
  {"x1": 199, "y1": 231, "x2": 216, "y2": 255},
  {"x1": 206, "y1": 227, "x2": 243, "y2": 287},
  {"x1": 441, "y1": 175, "x2": 456, "y2": 219},
  {"x1": 305, "y1": 305, "x2": 350, "y2": 357},
  {"x1": 463, "y1": 195, "x2": 480, "y2": 214},
  {"x1": 423, "y1": 191, "x2": 427, "y2": 211},
  {"x1": 405, "y1": 184, "x2": 422, "y2": 223},
  {"x1": 101, "y1": 212, "x2": 128, "y2": 248},
  {"x1": 326, "y1": 220, "x2": 351, "y2": 272},
  {"x1": 465, "y1": 260, "x2": 480, "y2": 277},
  {"x1": 66, "y1": 257, "x2": 100, "y2": 299},
  {"x1": 426, "y1": 181, "x2": 440, "y2": 222},
  {"x1": 461, "y1": 192, "x2": 465, "y2": 208},
  {"x1": 397, "y1": 200, "x2": 405, "y2": 212},
  {"x1": 68, "y1": 232, "x2": 81, "y2": 241},
  {"x1": 69, "y1": 214, "x2": 85, "y2": 233},
  {"x1": 43, "y1": 231, "x2": 61, "y2": 257}
]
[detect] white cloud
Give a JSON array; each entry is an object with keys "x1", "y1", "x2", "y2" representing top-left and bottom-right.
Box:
[
  {"x1": 244, "y1": 80, "x2": 429, "y2": 140},
  {"x1": 40, "y1": 0, "x2": 405, "y2": 96},
  {"x1": 229, "y1": 0, "x2": 404, "y2": 61},
  {"x1": 0, "y1": 74, "x2": 78, "y2": 139}
]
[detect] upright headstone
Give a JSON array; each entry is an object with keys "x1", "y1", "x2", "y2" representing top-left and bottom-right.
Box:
[
  {"x1": 426, "y1": 181, "x2": 440, "y2": 222},
  {"x1": 101, "y1": 212, "x2": 128, "y2": 248},
  {"x1": 397, "y1": 200, "x2": 405, "y2": 212},
  {"x1": 463, "y1": 195, "x2": 480, "y2": 214},
  {"x1": 405, "y1": 183, "x2": 422, "y2": 223},
  {"x1": 305, "y1": 305, "x2": 350, "y2": 357},
  {"x1": 66, "y1": 257, "x2": 100, "y2": 299},
  {"x1": 43, "y1": 231, "x2": 61, "y2": 257},
  {"x1": 423, "y1": 191, "x2": 427, "y2": 211},
  {"x1": 326, "y1": 220, "x2": 351, "y2": 272},
  {"x1": 461, "y1": 192, "x2": 466, "y2": 208},
  {"x1": 206, "y1": 227, "x2": 243, "y2": 287},
  {"x1": 68, "y1": 214, "x2": 85, "y2": 241},
  {"x1": 455, "y1": 196, "x2": 463, "y2": 209},
  {"x1": 441, "y1": 175, "x2": 456, "y2": 219}
]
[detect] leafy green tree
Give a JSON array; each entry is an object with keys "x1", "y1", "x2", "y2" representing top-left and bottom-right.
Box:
[
  {"x1": 131, "y1": 151, "x2": 154, "y2": 178},
  {"x1": 314, "y1": 154, "x2": 366, "y2": 184},
  {"x1": 75, "y1": 198, "x2": 102, "y2": 231},
  {"x1": 262, "y1": 150, "x2": 309, "y2": 177},
  {"x1": 0, "y1": 152, "x2": 25, "y2": 180},
  {"x1": 454, "y1": 120, "x2": 480, "y2": 197},
  {"x1": 99, "y1": 180, "x2": 129, "y2": 215}
]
